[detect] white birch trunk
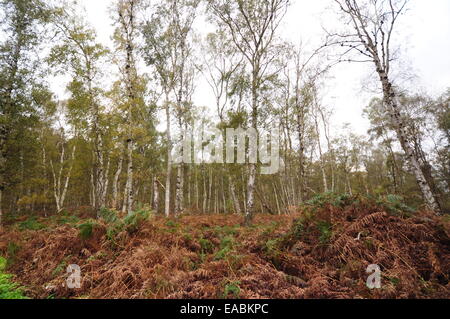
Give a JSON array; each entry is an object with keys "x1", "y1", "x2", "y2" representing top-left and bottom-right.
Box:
[
  {"x1": 165, "y1": 100, "x2": 172, "y2": 218},
  {"x1": 229, "y1": 178, "x2": 241, "y2": 215},
  {"x1": 175, "y1": 164, "x2": 184, "y2": 217},
  {"x1": 123, "y1": 139, "x2": 134, "y2": 215},
  {"x1": 152, "y1": 177, "x2": 159, "y2": 213},
  {"x1": 112, "y1": 156, "x2": 123, "y2": 210}
]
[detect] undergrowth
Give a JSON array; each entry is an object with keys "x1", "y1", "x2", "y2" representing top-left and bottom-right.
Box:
[
  {"x1": 0, "y1": 193, "x2": 447, "y2": 299},
  {"x1": 0, "y1": 257, "x2": 28, "y2": 299}
]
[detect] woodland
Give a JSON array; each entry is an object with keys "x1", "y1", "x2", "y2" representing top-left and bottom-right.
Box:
[{"x1": 0, "y1": 0, "x2": 449, "y2": 299}]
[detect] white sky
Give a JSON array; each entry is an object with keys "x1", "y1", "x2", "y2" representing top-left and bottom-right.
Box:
[{"x1": 72, "y1": 0, "x2": 450, "y2": 136}]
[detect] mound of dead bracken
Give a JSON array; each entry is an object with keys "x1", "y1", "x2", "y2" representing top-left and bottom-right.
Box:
[
  {"x1": 0, "y1": 199, "x2": 448, "y2": 299},
  {"x1": 261, "y1": 198, "x2": 450, "y2": 299}
]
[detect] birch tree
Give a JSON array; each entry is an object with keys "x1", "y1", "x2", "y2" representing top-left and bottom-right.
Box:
[
  {"x1": 330, "y1": 0, "x2": 442, "y2": 214},
  {"x1": 142, "y1": 0, "x2": 199, "y2": 217},
  {"x1": 208, "y1": 0, "x2": 290, "y2": 225},
  {"x1": 113, "y1": 0, "x2": 144, "y2": 215},
  {"x1": 49, "y1": 5, "x2": 109, "y2": 212},
  {"x1": 49, "y1": 128, "x2": 77, "y2": 213}
]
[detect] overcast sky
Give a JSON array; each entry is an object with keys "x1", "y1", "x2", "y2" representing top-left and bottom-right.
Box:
[{"x1": 74, "y1": 0, "x2": 450, "y2": 136}]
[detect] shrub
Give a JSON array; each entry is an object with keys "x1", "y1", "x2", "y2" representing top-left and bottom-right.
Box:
[
  {"x1": 214, "y1": 236, "x2": 235, "y2": 261},
  {"x1": 6, "y1": 242, "x2": 20, "y2": 267},
  {"x1": 317, "y1": 221, "x2": 333, "y2": 244},
  {"x1": 57, "y1": 215, "x2": 80, "y2": 225},
  {"x1": 0, "y1": 257, "x2": 28, "y2": 299},
  {"x1": 377, "y1": 195, "x2": 416, "y2": 217},
  {"x1": 199, "y1": 238, "x2": 214, "y2": 254},
  {"x1": 104, "y1": 208, "x2": 153, "y2": 242},
  {"x1": 305, "y1": 192, "x2": 356, "y2": 209},
  {"x1": 78, "y1": 221, "x2": 98, "y2": 240},
  {"x1": 18, "y1": 216, "x2": 46, "y2": 231},
  {"x1": 124, "y1": 208, "x2": 152, "y2": 233},
  {"x1": 99, "y1": 207, "x2": 119, "y2": 224},
  {"x1": 223, "y1": 281, "x2": 241, "y2": 299}
]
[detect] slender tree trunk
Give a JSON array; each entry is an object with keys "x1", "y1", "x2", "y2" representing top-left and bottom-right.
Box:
[
  {"x1": 221, "y1": 175, "x2": 226, "y2": 214},
  {"x1": 152, "y1": 177, "x2": 159, "y2": 213},
  {"x1": 100, "y1": 155, "x2": 110, "y2": 209},
  {"x1": 314, "y1": 113, "x2": 328, "y2": 193},
  {"x1": 195, "y1": 168, "x2": 199, "y2": 210},
  {"x1": 112, "y1": 156, "x2": 123, "y2": 210},
  {"x1": 318, "y1": 104, "x2": 335, "y2": 192},
  {"x1": 379, "y1": 71, "x2": 441, "y2": 214},
  {"x1": 60, "y1": 145, "x2": 76, "y2": 211},
  {"x1": 175, "y1": 164, "x2": 184, "y2": 217},
  {"x1": 187, "y1": 168, "x2": 191, "y2": 209},
  {"x1": 245, "y1": 163, "x2": 257, "y2": 225},
  {"x1": 229, "y1": 178, "x2": 241, "y2": 215},
  {"x1": 245, "y1": 69, "x2": 259, "y2": 226},
  {"x1": 165, "y1": 100, "x2": 172, "y2": 218},
  {"x1": 208, "y1": 167, "x2": 213, "y2": 213},
  {"x1": 346, "y1": 171, "x2": 353, "y2": 196},
  {"x1": 50, "y1": 143, "x2": 76, "y2": 213},
  {"x1": 123, "y1": 139, "x2": 134, "y2": 215},
  {"x1": 274, "y1": 184, "x2": 281, "y2": 215}
]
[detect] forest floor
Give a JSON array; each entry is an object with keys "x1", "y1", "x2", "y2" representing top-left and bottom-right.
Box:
[{"x1": 0, "y1": 194, "x2": 449, "y2": 299}]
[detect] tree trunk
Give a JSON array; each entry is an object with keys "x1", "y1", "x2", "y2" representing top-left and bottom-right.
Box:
[
  {"x1": 202, "y1": 165, "x2": 207, "y2": 213},
  {"x1": 229, "y1": 178, "x2": 241, "y2": 214},
  {"x1": 112, "y1": 156, "x2": 123, "y2": 210},
  {"x1": 208, "y1": 167, "x2": 213, "y2": 213},
  {"x1": 152, "y1": 177, "x2": 159, "y2": 213},
  {"x1": 379, "y1": 71, "x2": 441, "y2": 214},
  {"x1": 165, "y1": 100, "x2": 172, "y2": 218},
  {"x1": 245, "y1": 163, "x2": 257, "y2": 225},
  {"x1": 245, "y1": 69, "x2": 259, "y2": 226},
  {"x1": 100, "y1": 155, "x2": 110, "y2": 209},
  {"x1": 123, "y1": 139, "x2": 134, "y2": 215},
  {"x1": 50, "y1": 143, "x2": 76, "y2": 213},
  {"x1": 175, "y1": 164, "x2": 184, "y2": 217}
]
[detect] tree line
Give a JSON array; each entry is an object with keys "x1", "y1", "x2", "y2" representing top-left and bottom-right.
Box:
[{"x1": 0, "y1": 0, "x2": 448, "y2": 229}]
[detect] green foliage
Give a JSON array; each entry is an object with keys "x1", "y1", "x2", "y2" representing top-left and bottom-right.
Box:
[
  {"x1": 123, "y1": 208, "x2": 152, "y2": 233},
  {"x1": 105, "y1": 208, "x2": 153, "y2": 242},
  {"x1": 99, "y1": 207, "x2": 119, "y2": 224},
  {"x1": 6, "y1": 242, "x2": 20, "y2": 267},
  {"x1": 0, "y1": 257, "x2": 6, "y2": 272},
  {"x1": 199, "y1": 238, "x2": 214, "y2": 254},
  {"x1": 0, "y1": 257, "x2": 28, "y2": 299},
  {"x1": 377, "y1": 195, "x2": 416, "y2": 217},
  {"x1": 305, "y1": 192, "x2": 356, "y2": 209},
  {"x1": 52, "y1": 258, "x2": 69, "y2": 277},
  {"x1": 214, "y1": 236, "x2": 235, "y2": 261},
  {"x1": 213, "y1": 225, "x2": 239, "y2": 237},
  {"x1": 317, "y1": 221, "x2": 333, "y2": 245},
  {"x1": 223, "y1": 281, "x2": 241, "y2": 299},
  {"x1": 77, "y1": 221, "x2": 97, "y2": 240},
  {"x1": 264, "y1": 238, "x2": 282, "y2": 260},
  {"x1": 291, "y1": 219, "x2": 306, "y2": 240},
  {"x1": 18, "y1": 216, "x2": 46, "y2": 231},
  {"x1": 57, "y1": 215, "x2": 80, "y2": 225}
]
